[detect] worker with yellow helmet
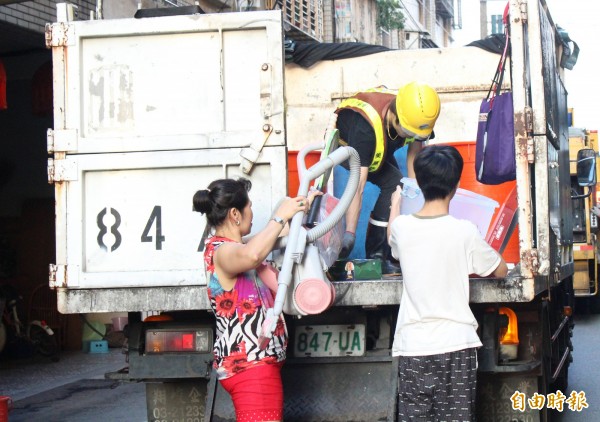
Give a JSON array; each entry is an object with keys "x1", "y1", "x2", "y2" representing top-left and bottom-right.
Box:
[{"x1": 335, "y1": 81, "x2": 441, "y2": 274}]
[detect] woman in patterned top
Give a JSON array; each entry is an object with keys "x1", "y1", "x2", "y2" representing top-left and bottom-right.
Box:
[{"x1": 193, "y1": 177, "x2": 319, "y2": 422}]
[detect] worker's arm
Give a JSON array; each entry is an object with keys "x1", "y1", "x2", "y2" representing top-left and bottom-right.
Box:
[
  {"x1": 406, "y1": 141, "x2": 424, "y2": 179},
  {"x1": 345, "y1": 167, "x2": 369, "y2": 233},
  {"x1": 338, "y1": 166, "x2": 369, "y2": 258}
]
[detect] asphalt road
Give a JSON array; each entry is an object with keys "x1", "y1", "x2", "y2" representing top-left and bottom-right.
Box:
[
  {"x1": 1, "y1": 347, "x2": 146, "y2": 422},
  {"x1": 553, "y1": 312, "x2": 600, "y2": 421},
  {"x1": 2, "y1": 313, "x2": 600, "y2": 421}
]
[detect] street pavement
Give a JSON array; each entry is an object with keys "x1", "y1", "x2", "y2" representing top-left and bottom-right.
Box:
[
  {"x1": 1, "y1": 313, "x2": 599, "y2": 421},
  {"x1": 0, "y1": 347, "x2": 146, "y2": 421},
  {"x1": 554, "y1": 312, "x2": 600, "y2": 421}
]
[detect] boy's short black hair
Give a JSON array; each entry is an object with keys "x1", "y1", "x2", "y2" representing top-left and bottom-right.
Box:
[{"x1": 413, "y1": 145, "x2": 463, "y2": 201}]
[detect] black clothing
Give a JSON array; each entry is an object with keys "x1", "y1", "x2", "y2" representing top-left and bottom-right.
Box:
[{"x1": 336, "y1": 109, "x2": 404, "y2": 220}]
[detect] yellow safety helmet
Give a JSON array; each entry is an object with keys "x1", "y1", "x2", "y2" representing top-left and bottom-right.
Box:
[{"x1": 396, "y1": 82, "x2": 441, "y2": 140}]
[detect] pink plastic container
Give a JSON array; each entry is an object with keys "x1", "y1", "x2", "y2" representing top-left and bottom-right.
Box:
[{"x1": 294, "y1": 278, "x2": 334, "y2": 315}]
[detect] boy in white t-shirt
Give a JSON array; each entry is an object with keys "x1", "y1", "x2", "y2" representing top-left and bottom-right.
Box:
[{"x1": 387, "y1": 145, "x2": 508, "y2": 421}]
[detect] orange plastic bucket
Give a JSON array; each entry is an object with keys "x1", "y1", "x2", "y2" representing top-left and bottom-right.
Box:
[
  {"x1": 0, "y1": 396, "x2": 12, "y2": 422},
  {"x1": 287, "y1": 151, "x2": 322, "y2": 196},
  {"x1": 441, "y1": 141, "x2": 520, "y2": 263}
]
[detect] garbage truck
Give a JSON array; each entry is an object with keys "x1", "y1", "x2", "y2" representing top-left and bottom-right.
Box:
[{"x1": 46, "y1": 0, "x2": 589, "y2": 420}]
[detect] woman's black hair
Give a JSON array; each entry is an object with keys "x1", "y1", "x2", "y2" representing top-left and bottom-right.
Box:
[
  {"x1": 414, "y1": 145, "x2": 463, "y2": 201},
  {"x1": 192, "y1": 178, "x2": 252, "y2": 228}
]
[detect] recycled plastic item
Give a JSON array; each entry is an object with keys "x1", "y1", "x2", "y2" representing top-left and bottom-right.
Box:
[
  {"x1": 313, "y1": 192, "x2": 345, "y2": 269},
  {"x1": 329, "y1": 259, "x2": 382, "y2": 281},
  {"x1": 259, "y1": 143, "x2": 361, "y2": 349},
  {"x1": 293, "y1": 278, "x2": 333, "y2": 314},
  {"x1": 400, "y1": 177, "x2": 499, "y2": 237}
]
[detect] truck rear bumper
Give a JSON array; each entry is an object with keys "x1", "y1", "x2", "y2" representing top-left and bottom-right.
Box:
[{"x1": 56, "y1": 276, "x2": 539, "y2": 314}]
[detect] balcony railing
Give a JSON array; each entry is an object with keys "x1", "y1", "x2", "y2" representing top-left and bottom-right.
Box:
[
  {"x1": 281, "y1": 0, "x2": 324, "y2": 42},
  {"x1": 435, "y1": 0, "x2": 454, "y2": 19}
]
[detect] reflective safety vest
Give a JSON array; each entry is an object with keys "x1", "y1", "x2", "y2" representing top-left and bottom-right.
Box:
[{"x1": 335, "y1": 87, "x2": 396, "y2": 172}]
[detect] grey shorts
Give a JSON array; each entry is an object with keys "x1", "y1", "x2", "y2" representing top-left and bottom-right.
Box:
[{"x1": 397, "y1": 348, "x2": 478, "y2": 422}]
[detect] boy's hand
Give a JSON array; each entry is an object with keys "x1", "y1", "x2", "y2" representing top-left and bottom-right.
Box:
[
  {"x1": 391, "y1": 185, "x2": 402, "y2": 211},
  {"x1": 388, "y1": 186, "x2": 402, "y2": 243}
]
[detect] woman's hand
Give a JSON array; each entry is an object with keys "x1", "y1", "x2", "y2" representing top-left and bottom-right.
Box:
[
  {"x1": 274, "y1": 196, "x2": 309, "y2": 222},
  {"x1": 307, "y1": 189, "x2": 324, "y2": 207}
]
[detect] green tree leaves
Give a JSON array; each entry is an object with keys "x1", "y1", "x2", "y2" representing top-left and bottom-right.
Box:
[{"x1": 377, "y1": 0, "x2": 405, "y2": 31}]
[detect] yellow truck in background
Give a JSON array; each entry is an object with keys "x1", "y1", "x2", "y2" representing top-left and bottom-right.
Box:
[{"x1": 570, "y1": 128, "x2": 600, "y2": 312}]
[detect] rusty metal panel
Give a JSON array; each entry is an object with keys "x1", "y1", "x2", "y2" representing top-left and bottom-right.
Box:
[
  {"x1": 527, "y1": 0, "x2": 573, "y2": 284},
  {"x1": 508, "y1": 0, "x2": 535, "y2": 281},
  {"x1": 470, "y1": 276, "x2": 535, "y2": 303},
  {"x1": 506, "y1": 0, "x2": 573, "y2": 285},
  {"x1": 57, "y1": 286, "x2": 211, "y2": 314}
]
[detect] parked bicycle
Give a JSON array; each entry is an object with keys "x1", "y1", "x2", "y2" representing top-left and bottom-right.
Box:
[{"x1": 0, "y1": 284, "x2": 59, "y2": 361}]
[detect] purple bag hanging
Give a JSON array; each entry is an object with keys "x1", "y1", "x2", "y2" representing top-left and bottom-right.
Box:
[
  {"x1": 475, "y1": 4, "x2": 515, "y2": 185},
  {"x1": 475, "y1": 91, "x2": 516, "y2": 185}
]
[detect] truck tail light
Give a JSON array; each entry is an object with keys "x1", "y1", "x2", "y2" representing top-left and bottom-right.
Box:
[
  {"x1": 145, "y1": 328, "x2": 213, "y2": 354},
  {"x1": 498, "y1": 307, "x2": 519, "y2": 361}
]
